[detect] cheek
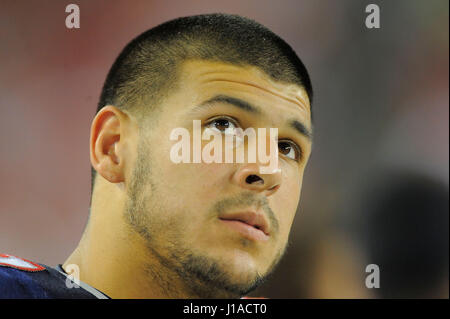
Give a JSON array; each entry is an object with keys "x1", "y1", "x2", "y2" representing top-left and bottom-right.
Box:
[
  {"x1": 154, "y1": 145, "x2": 232, "y2": 214},
  {"x1": 176, "y1": 162, "x2": 230, "y2": 195},
  {"x1": 156, "y1": 124, "x2": 231, "y2": 191},
  {"x1": 275, "y1": 174, "x2": 302, "y2": 235}
]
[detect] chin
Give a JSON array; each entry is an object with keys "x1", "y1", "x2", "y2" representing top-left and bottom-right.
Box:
[
  {"x1": 178, "y1": 249, "x2": 267, "y2": 298},
  {"x1": 211, "y1": 251, "x2": 268, "y2": 292}
]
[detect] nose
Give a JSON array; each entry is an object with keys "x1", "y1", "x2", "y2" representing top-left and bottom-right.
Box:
[
  {"x1": 231, "y1": 162, "x2": 282, "y2": 197},
  {"x1": 231, "y1": 126, "x2": 282, "y2": 196}
]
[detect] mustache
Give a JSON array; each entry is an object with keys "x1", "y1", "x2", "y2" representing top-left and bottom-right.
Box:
[{"x1": 211, "y1": 191, "x2": 279, "y2": 237}]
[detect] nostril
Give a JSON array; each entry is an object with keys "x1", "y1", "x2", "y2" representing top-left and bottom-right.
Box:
[{"x1": 246, "y1": 174, "x2": 264, "y2": 185}]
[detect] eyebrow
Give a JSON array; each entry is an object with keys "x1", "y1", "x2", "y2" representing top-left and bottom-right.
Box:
[
  {"x1": 202, "y1": 95, "x2": 261, "y2": 114},
  {"x1": 290, "y1": 119, "x2": 313, "y2": 140},
  {"x1": 191, "y1": 94, "x2": 313, "y2": 140}
]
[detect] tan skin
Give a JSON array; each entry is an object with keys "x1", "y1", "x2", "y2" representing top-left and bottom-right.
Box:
[{"x1": 64, "y1": 59, "x2": 312, "y2": 298}]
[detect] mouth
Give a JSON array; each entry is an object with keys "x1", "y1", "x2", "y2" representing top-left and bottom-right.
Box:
[{"x1": 218, "y1": 211, "x2": 270, "y2": 242}]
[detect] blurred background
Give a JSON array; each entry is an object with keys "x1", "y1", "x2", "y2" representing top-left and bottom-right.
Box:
[{"x1": 0, "y1": 0, "x2": 448, "y2": 298}]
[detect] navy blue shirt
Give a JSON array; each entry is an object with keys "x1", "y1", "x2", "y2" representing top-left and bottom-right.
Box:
[{"x1": 0, "y1": 254, "x2": 109, "y2": 299}]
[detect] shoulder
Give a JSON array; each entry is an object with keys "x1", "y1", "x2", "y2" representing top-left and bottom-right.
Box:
[
  {"x1": 0, "y1": 254, "x2": 49, "y2": 298},
  {"x1": 0, "y1": 253, "x2": 100, "y2": 299}
]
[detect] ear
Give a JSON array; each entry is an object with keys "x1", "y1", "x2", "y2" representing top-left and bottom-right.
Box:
[{"x1": 90, "y1": 106, "x2": 128, "y2": 183}]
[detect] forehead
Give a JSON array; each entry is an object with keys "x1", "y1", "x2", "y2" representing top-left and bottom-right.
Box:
[{"x1": 175, "y1": 59, "x2": 311, "y2": 123}]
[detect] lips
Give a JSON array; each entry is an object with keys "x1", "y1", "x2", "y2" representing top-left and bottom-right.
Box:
[{"x1": 218, "y1": 211, "x2": 270, "y2": 239}]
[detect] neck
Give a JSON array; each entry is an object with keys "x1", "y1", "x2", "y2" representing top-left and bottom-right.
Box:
[{"x1": 64, "y1": 177, "x2": 195, "y2": 298}]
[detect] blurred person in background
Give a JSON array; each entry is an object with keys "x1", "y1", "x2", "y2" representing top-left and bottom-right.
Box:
[{"x1": 357, "y1": 170, "x2": 449, "y2": 298}]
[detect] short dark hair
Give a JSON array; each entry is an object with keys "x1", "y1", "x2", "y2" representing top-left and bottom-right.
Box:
[{"x1": 91, "y1": 13, "x2": 313, "y2": 194}]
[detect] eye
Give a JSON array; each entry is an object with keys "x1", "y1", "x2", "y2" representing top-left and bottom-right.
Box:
[
  {"x1": 205, "y1": 116, "x2": 240, "y2": 135},
  {"x1": 278, "y1": 140, "x2": 301, "y2": 161}
]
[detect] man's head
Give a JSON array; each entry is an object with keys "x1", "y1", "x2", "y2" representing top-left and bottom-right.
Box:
[{"x1": 88, "y1": 13, "x2": 313, "y2": 298}]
